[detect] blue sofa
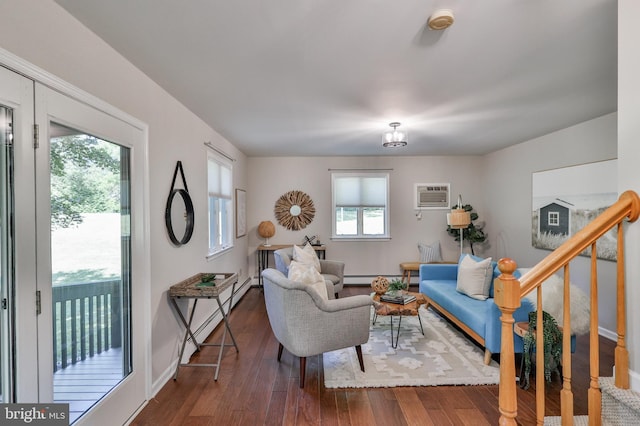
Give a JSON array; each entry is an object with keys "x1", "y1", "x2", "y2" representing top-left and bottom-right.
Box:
[{"x1": 419, "y1": 256, "x2": 534, "y2": 364}]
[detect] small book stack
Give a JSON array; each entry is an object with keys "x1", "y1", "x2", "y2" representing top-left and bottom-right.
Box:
[{"x1": 380, "y1": 292, "x2": 416, "y2": 305}]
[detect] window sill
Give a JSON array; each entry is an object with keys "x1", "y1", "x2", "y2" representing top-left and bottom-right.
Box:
[
  {"x1": 330, "y1": 236, "x2": 391, "y2": 242},
  {"x1": 206, "y1": 245, "x2": 233, "y2": 261}
]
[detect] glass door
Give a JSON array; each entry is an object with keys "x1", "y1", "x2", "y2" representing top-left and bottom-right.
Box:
[
  {"x1": 0, "y1": 65, "x2": 36, "y2": 404},
  {"x1": 0, "y1": 97, "x2": 14, "y2": 403},
  {"x1": 48, "y1": 122, "x2": 132, "y2": 423},
  {"x1": 34, "y1": 84, "x2": 147, "y2": 425}
]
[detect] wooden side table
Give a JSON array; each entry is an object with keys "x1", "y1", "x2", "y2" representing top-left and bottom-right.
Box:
[
  {"x1": 169, "y1": 272, "x2": 239, "y2": 381},
  {"x1": 399, "y1": 261, "x2": 456, "y2": 285},
  {"x1": 399, "y1": 262, "x2": 421, "y2": 285}
]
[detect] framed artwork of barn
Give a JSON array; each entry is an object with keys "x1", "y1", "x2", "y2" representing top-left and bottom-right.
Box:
[{"x1": 531, "y1": 159, "x2": 617, "y2": 261}]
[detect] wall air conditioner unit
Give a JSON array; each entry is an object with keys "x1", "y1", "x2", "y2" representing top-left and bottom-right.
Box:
[{"x1": 414, "y1": 183, "x2": 450, "y2": 209}]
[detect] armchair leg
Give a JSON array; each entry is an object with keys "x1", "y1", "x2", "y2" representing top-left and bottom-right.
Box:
[
  {"x1": 355, "y1": 345, "x2": 365, "y2": 372},
  {"x1": 277, "y1": 343, "x2": 283, "y2": 362},
  {"x1": 299, "y1": 357, "x2": 306, "y2": 388}
]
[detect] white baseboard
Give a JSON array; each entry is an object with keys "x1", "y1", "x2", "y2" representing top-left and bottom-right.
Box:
[
  {"x1": 598, "y1": 326, "x2": 617, "y2": 342},
  {"x1": 343, "y1": 274, "x2": 404, "y2": 286}
]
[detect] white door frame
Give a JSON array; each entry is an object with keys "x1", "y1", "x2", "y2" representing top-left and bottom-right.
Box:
[{"x1": 0, "y1": 47, "x2": 151, "y2": 425}]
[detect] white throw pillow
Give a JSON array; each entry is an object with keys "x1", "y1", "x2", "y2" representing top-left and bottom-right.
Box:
[
  {"x1": 293, "y1": 243, "x2": 321, "y2": 272},
  {"x1": 288, "y1": 260, "x2": 328, "y2": 300},
  {"x1": 456, "y1": 255, "x2": 493, "y2": 300},
  {"x1": 418, "y1": 241, "x2": 442, "y2": 263}
]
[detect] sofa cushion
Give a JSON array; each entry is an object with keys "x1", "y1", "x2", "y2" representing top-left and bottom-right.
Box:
[
  {"x1": 288, "y1": 260, "x2": 328, "y2": 299},
  {"x1": 293, "y1": 243, "x2": 321, "y2": 272},
  {"x1": 456, "y1": 255, "x2": 493, "y2": 300},
  {"x1": 418, "y1": 240, "x2": 442, "y2": 263},
  {"x1": 423, "y1": 280, "x2": 487, "y2": 338}
]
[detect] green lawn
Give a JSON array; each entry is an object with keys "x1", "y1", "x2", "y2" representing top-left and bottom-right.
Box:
[{"x1": 51, "y1": 212, "x2": 121, "y2": 285}]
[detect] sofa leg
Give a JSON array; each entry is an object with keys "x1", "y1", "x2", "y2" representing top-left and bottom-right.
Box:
[
  {"x1": 355, "y1": 345, "x2": 365, "y2": 372},
  {"x1": 484, "y1": 349, "x2": 492, "y2": 365},
  {"x1": 277, "y1": 343, "x2": 283, "y2": 362},
  {"x1": 299, "y1": 357, "x2": 306, "y2": 388}
]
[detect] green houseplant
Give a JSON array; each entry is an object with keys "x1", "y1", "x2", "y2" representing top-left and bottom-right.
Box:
[
  {"x1": 521, "y1": 310, "x2": 563, "y2": 390},
  {"x1": 445, "y1": 201, "x2": 487, "y2": 255},
  {"x1": 387, "y1": 278, "x2": 407, "y2": 293}
]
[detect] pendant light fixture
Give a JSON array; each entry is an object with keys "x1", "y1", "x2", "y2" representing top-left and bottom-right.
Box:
[{"x1": 382, "y1": 122, "x2": 408, "y2": 148}]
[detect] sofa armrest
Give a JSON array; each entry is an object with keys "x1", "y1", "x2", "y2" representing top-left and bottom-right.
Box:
[{"x1": 419, "y1": 263, "x2": 459, "y2": 282}]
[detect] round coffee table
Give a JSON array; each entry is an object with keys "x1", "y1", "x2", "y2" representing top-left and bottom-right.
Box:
[{"x1": 372, "y1": 291, "x2": 427, "y2": 348}]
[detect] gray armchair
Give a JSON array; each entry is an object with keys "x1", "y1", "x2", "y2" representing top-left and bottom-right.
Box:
[
  {"x1": 273, "y1": 247, "x2": 345, "y2": 298},
  {"x1": 261, "y1": 268, "x2": 372, "y2": 387}
]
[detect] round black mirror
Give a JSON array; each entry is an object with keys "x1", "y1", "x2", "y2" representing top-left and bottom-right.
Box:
[{"x1": 165, "y1": 189, "x2": 194, "y2": 245}]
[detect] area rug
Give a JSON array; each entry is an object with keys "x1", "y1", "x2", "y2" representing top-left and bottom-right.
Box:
[{"x1": 323, "y1": 306, "x2": 500, "y2": 388}]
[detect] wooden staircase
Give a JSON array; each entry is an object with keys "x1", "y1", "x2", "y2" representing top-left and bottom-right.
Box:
[{"x1": 494, "y1": 190, "x2": 640, "y2": 425}]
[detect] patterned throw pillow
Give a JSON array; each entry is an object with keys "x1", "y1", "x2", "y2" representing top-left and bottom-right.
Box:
[
  {"x1": 288, "y1": 260, "x2": 328, "y2": 300},
  {"x1": 418, "y1": 241, "x2": 442, "y2": 263},
  {"x1": 456, "y1": 254, "x2": 493, "y2": 300},
  {"x1": 293, "y1": 243, "x2": 321, "y2": 272}
]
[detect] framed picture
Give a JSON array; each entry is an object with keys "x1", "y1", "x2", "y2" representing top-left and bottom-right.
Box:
[
  {"x1": 235, "y1": 189, "x2": 246, "y2": 238},
  {"x1": 532, "y1": 159, "x2": 617, "y2": 260}
]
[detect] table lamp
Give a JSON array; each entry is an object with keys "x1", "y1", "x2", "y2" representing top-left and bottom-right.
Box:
[{"x1": 258, "y1": 220, "x2": 276, "y2": 246}]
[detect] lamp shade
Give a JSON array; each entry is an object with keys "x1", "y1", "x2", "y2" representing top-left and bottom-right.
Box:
[
  {"x1": 258, "y1": 221, "x2": 275, "y2": 238},
  {"x1": 447, "y1": 208, "x2": 471, "y2": 229}
]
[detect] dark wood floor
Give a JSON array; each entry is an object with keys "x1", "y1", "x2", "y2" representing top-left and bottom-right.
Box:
[{"x1": 131, "y1": 286, "x2": 615, "y2": 425}]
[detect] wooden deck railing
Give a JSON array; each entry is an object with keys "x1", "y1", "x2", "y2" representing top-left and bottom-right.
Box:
[
  {"x1": 495, "y1": 190, "x2": 640, "y2": 425},
  {"x1": 52, "y1": 279, "x2": 121, "y2": 372}
]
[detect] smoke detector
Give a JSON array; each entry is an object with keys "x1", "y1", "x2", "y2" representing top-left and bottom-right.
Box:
[{"x1": 428, "y1": 9, "x2": 454, "y2": 30}]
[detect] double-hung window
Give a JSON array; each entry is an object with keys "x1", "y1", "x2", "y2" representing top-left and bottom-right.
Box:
[
  {"x1": 332, "y1": 172, "x2": 390, "y2": 239},
  {"x1": 207, "y1": 152, "x2": 233, "y2": 256}
]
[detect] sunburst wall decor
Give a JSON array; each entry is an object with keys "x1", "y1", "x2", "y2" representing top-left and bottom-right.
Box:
[{"x1": 274, "y1": 190, "x2": 315, "y2": 230}]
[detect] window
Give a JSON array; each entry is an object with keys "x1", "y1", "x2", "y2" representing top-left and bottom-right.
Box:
[
  {"x1": 208, "y1": 152, "x2": 233, "y2": 255},
  {"x1": 548, "y1": 211, "x2": 560, "y2": 226},
  {"x1": 332, "y1": 172, "x2": 389, "y2": 239}
]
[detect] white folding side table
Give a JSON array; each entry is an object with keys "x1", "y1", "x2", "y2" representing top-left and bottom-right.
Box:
[{"x1": 169, "y1": 272, "x2": 239, "y2": 381}]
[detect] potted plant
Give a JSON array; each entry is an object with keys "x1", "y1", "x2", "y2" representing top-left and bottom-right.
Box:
[
  {"x1": 445, "y1": 201, "x2": 486, "y2": 255},
  {"x1": 521, "y1": 310, "x2": 563, "y2": 390},
  {"x1": 387, "y1": 278, "x2": 407, "y2": 294}
]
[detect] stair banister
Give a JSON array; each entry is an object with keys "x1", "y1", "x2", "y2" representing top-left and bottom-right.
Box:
[{"x1": 495, "y1": 190, "x2": 640, "y2": 425}]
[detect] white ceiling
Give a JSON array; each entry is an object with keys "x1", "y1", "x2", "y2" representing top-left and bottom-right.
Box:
[{"x1": 54, "y1": 0, "x2": 617, "y2": 157}]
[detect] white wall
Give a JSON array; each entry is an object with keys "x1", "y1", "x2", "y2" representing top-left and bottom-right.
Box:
[
  {"x1": 482, "y1": 113, "x2": 617, "y2": 331},
  {"x1": 247, "y1": 155, "x2": 484, "y2": 281},
  {"x1": 619, "y1": 0, "x2": 640, "y2": 391},
  {"x1": 0, "y1": 0, "x2": 250, "y2": 394}
]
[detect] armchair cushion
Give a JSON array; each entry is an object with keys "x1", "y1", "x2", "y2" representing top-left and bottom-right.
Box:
[
  {"x1": 288, "y1": 260, "x2": 328, "y2": 300},
  {"x1": 293, "y1": 243, "x2": 321, "y2": 272},
  {"x1": 274, "y1": 247, "x2": 345, "y2": 298}
]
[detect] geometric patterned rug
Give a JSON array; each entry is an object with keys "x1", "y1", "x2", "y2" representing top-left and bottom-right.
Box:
[{"x1": 323, "y1": 306, "x2": 500, "y2": 388}]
